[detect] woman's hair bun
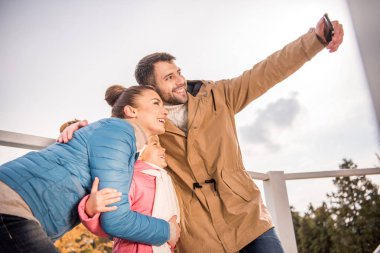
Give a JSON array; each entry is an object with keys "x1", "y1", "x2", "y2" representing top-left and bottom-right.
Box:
[{"x1": 105, "y1": 85, "x2": 126, "y2": 106}]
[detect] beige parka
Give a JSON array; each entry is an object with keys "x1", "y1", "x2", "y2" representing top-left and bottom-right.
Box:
[{"x1": 159, "y1": 30, "x2": 324, "y2": 253}]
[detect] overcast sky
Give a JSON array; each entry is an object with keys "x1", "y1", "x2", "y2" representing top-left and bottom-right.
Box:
[{"x1": 0, "y1": 0, "x2": 379, "y2": 213}]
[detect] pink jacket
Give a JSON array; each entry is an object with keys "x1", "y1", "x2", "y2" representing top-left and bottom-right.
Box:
[{"x1": 78, "y1": 160, "x2": 169, "y2": 253}]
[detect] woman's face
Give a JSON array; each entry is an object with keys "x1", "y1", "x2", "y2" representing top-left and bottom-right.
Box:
[
  {"x1": 141, "y1": 135, "x2": 167, "y2": 168},
  {"x1": 133, "y1": 89, "x2": 168, "y2": 136}
]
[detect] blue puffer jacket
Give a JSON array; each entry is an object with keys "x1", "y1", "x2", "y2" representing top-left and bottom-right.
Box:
[{"x1": 0, "y1": 118, "x2": 169, "y2": 244}]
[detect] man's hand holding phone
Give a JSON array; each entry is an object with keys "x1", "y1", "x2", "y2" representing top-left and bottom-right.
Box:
[{"x1": 315, "y1": 13, "x2": 344, "y2": 53}]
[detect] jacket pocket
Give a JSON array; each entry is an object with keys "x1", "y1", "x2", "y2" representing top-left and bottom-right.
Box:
[{"x1": 220, "y1": 168, "x2": 257, "y2": 202}]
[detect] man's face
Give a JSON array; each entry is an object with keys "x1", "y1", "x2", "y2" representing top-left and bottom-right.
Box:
[{"x1": 153, "y1": 61, "x2": 187, "y2": 105}]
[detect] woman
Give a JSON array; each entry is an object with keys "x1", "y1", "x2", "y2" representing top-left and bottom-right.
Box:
[{"x1": 0, "y1": 85, "x2": 179, "y2": 252}]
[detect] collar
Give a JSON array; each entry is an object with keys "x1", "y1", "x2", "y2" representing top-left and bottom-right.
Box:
[{"x1": 127, "y1": 121, "x2": 148, "y2": 151}]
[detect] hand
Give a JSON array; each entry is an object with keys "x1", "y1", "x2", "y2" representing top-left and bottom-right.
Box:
[
  {"x1": 167, "y1": 215, "x2": 181, "y2": 248},
  {"x1": 315, "y1": 15, "x2": 344, "y2": 53},
  {"x1": 85, "y1": 177, "x2": 122, "y2": 217},
  {"x1": 57, "y1": 120, "x2": 88, "y2": 143}
]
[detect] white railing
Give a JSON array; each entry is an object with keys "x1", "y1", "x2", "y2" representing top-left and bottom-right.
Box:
[
  {"x1": 1, "y1": 130, "x2": 380, "y2": 253},
  {"x1": 0, "y1": 130, "x2": 55, "y2": 150}
]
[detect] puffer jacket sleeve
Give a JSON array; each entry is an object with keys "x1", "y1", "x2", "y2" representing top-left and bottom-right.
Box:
[
  {"x1": 88, "y1": 119, "x2": 170, "y2": 245},
  {"x1": 216, "y1": 30, "x2": 324, "y2": 114}
]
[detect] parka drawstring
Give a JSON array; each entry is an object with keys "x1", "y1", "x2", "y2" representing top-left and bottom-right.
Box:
[{"x1": 210, "y1": 89, "x2": 217, "y2": 111}]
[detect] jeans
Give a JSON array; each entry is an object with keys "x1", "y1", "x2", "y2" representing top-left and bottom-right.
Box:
[
  {"x1": 0, "y1": 214, "x2": 58, "y2": 253},
  {"x1": 240, "y1": 227, "x2": 285, "y2": 253}
]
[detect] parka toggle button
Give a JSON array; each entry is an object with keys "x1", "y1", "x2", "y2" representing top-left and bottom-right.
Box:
[
  {"x1": 192, "y1": 178, "x2": 217, "y2": 191},
  {"x1": 193, "y1": 182, "x2": 202, "y2": 190},
  {"x1": 205, "y1": 178, "x2": 217, "y2": 191}
]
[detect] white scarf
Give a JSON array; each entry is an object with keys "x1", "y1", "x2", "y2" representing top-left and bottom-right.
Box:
[{"x1": 141, "y1": 162, "x2": 180, "y2": 253}]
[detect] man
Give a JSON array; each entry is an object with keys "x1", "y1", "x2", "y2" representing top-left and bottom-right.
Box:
[{"x1": 60, "y1": 15, "x2": 344, "y2": 252}]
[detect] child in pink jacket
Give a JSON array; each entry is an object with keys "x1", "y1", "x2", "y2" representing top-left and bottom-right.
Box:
[{"x1": 78, "y1": 135, "x2": 180, "y2": 253}]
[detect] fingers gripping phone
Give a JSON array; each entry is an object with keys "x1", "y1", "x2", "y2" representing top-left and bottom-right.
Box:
[{"x1": 323, "y1": 13, "x2": 335, "y2": 43}]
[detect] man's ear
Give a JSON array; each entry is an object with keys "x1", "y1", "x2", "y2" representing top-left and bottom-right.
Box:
[{"x1": 124, "y1": 105, "x2": 137, "y2": 118}]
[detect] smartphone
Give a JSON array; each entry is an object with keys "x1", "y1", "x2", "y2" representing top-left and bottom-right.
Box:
[{"x1": 323, "y1": 13, "x2": 335, "y2": 43}]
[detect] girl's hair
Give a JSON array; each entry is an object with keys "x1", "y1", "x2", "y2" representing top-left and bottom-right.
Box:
[{"x1": 105, "y1": 85, "x2": 156, "y2": 118}]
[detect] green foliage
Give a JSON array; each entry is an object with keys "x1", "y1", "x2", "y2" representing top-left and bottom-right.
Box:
[
  {"x1": 294, "y1": 203, "x2": 334, "y2": 253},
  {"x1": 292, "y1": 159, "x2": 380, "y2": 253}
]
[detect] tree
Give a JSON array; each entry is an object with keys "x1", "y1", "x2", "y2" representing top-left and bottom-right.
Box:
[
  {"x1": 328, "y1": 159, "x2": 380, "y2": 253},
  {"x1": 294, "y1": 203, "x2": 334, "y2": 253},
  {"x1": 291, "y1": 206, "x2": 303, "y2": 250},
  {"x1": 292, "y1": 158, "x2": 380, "y2": 253},
  {"x1": 54, "y1": 223, "x2": 113, "y2": 253}
]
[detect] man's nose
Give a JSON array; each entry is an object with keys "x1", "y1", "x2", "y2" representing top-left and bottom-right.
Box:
[{"x1": 175, "y1": 75, "x2": 185, "y2": 85}]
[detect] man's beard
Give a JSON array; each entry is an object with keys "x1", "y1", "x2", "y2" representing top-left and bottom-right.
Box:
[{"x1": 156, "y1": 86, "x2": 188, "y2": 105}]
